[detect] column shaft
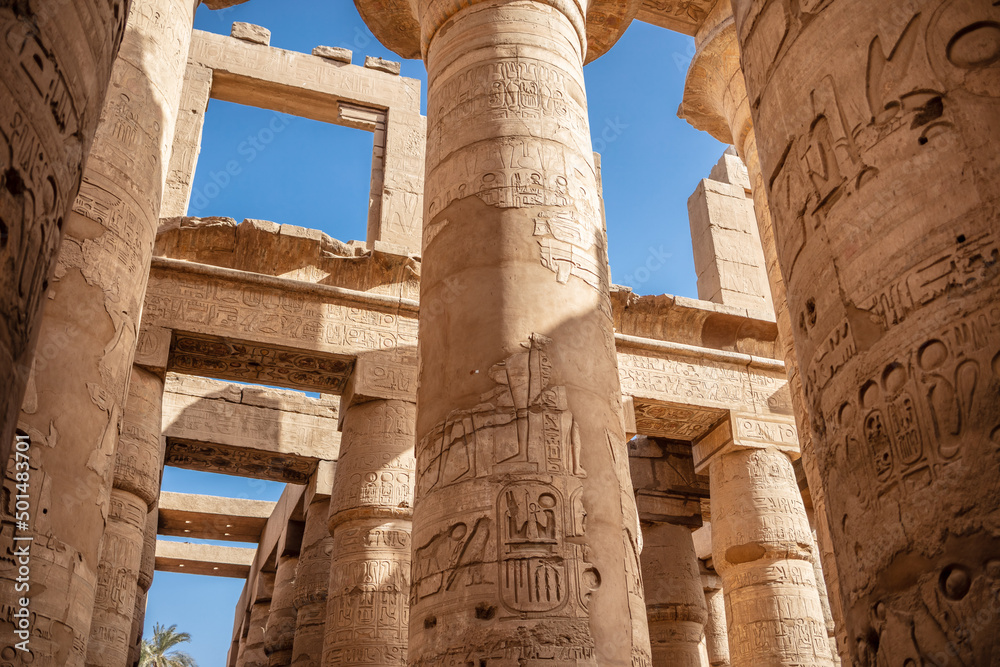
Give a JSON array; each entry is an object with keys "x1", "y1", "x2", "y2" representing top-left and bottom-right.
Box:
[
  {"x1": 291, "y1": 497, "x2": 333, "y2": 666},
  {"x1": 413, "y1": 2, "x2": 649, "y2": 664},
  {"x1": 731, "y1": 0, "x2": 1000, "y2": 660},
  {"x1": 641, "y1": 523, "x2": 708, "y2": 667},
  {"x1": 265, "y1": 553, "x2": 298, "y2": 667},
  {"x1": 0, "y1": 0, "x2": 127, "y2": 462},
  {"x1": 703, "y1": 587, "x2": 729, "y2": 667},
  {"x1": 323, "y1": 399, "x2": 414, "y2": 666},
  {"x1": 88, "y1": 365, "x2": 164, "y2": 665},
  {"x1": 0, "y1": 0, "x2": 194, "y2": 663},
  {"x1": 710, "y1": 447, "x2": 833, "y2": 667}
]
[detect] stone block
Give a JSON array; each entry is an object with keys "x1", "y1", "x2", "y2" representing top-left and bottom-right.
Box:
[
  {"x1": 364, "y1": 55, "x2": 401, "y2": 75},
  {"x1": 231, "y1": 22, "x2": 270, "y2": 46},
  {"x1": 313, "y1": 45, "x2": 352, "y2": 63}
]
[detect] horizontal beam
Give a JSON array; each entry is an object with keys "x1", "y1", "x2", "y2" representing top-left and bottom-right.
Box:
[
  {"x1": 157, "y1": 491, "x2": 275, "y2": 543},
  {"x1": 154, "y1": 540, "x2": 256, "y2": 578}
]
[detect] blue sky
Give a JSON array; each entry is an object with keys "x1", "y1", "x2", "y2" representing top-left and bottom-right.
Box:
[{"x1": 146, "y1": 2, "x2": 726, "y2": 664}]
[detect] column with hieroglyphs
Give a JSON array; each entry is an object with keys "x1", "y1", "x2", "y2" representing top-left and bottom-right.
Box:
[
  {"x1": 129, "y1": 503, "x2": 159, "y2": 667},
  {"x1": 678, "y1": 2, "x2": 845, "y2": 658},
  {"x1": 291, "y1": 463, "x2": 335, "y2": 667},
  {"x1": 729, "y1": 0, "x2": 1000, "y2": 660},
  {"x1": 87, "y1": 365, "x2": 165, "y2": 666},
  {"x1": 702, "y1": 578, "x2": 729, "y2": 667},
  {"x1": 695, "y1": 413, "x2": 834, "y2": 667},
  {"x1": 323, "y1": 360, "x2": 415, "y2": 665},
  {"x1": 0, "y1": 0, "x2": 128, "y2": 466},
  {"x1": 0, "y1": 0, "x2": 197, "y2": 663},
  {"x1": 641, "y1": 523, "x2": 709, "y2": 667},
  {"x1": 160, "y1": 63, "x2": 212, "y2": 218},
  {"x1": 265, "y1": 549, "x2": 299, "y2": 667},
  {"x1": 242, "y1": 572, "x2": 275, "y2": 667},
  {"x1": 353, "y1": 1, "x2": 651, "y2": 663}
]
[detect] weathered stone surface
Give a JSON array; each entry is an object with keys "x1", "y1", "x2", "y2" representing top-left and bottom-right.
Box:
[
  {"x1": 264, "y1": 553, "x2": 298, "y2": 666},
  {"x1": 641, "y1": 523, "x2": 709, "y2": 667},
  {"x1": 291, "y1": 496, "x2": 333, "y2": 666},
  {"x1": 161, "y1": 65, "x2": 212, "y2": 218},
  {"x1": 324, "y1": 399, "x2": 414, "y2": 665},
  {"x1": 0, "y1": 0, "x2": 128, "y2": 467},
  {"x1": 0, "y1": 1, "x2": 196, "y2": 663},
  {"x1": 703, "y1": 585, "x2": 730, "y2": 666},
  {"x1": 231, "y1": 22, "x2": 270, "y2": 46},
  {"x1": 729, "y1": 0, "x2": 1000, "y2": 662},
  {"x1": 363, "y1": 55, "x2": 401, "y2": 75},
  {"x1": 312, "y1": 45, "x2": 352, "y2": 63}
]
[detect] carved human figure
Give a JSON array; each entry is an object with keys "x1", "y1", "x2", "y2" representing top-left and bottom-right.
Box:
[
  {"x1": 0, "y1": 0, "x2": 197, "y2": 663},
  {"x1": 352, "y1": 1, "x2": 651, "y2": 663},
  {"x1": 728, "y1": 0, "x2": 1000, "y2": 661}
]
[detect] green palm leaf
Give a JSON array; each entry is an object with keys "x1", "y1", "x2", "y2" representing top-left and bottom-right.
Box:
[{"x1": 139, "y1": 622, "x2": 198, "y2": 667}]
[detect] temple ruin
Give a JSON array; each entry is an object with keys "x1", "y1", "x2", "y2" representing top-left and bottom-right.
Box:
[{"x1": 1, "y1": 0, "x2": 998, "y2": 666}]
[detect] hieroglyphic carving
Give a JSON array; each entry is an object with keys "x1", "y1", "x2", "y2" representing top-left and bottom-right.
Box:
[
  {"x1": 418, "y1": 335, "x2": 586, "y2": 496},
  {"x1": 170, "y1": 332, "x2": 353, "y2": 394},
  {"x1": 631, "y1": 400, "x2": 726, "y2": 440},
  {"x1": 164, "y1": 440, "x2": 317, "y2": 483}
]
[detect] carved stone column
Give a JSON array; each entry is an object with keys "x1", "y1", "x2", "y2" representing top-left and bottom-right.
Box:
[
  {"x1": 160, "y1": 63, "x2": 212, "y2": 217},
  {"x1": 87, "y1": 365, "x2": 165, "y2": 666},
  {"x1": 641, "y1": 523, "x2": 708, "y2": 667},
  {"x1": 696, "y1": 415, "x2": 834, "y2": 667},
  {"x1": 243, "y1": 574, "x2": 274, "y2": 667},
  {"x1": 291, "y1": 482, "x2": 334, "y2": 667},
  {"x1": 0, "y1": 0, "x2": 128, "y2": 464},
  {"x1": 702, "y1": 582, "x2": 729, "y2": 667},
  {"x1": 323, "y1": 397, "x2": 415, "y2": 666},
  {"x1": 0, "y1": 0, "x2": 196, "y2": 663},
  {"x1": 728, "y1": 0, "x2": 1000, "y2": 661},
  {"x1": 353, "y1": 1, "x2": 649, "y2": 663},
  {"x1": 129, "y1": 504, "x2": 159, "y2": 667},
  {"x1": 265, "y1": 552, "x2": 298, "y2": 667},
  {"x1": 679, "y1": 5, "x2": 845, "y2": 659}
]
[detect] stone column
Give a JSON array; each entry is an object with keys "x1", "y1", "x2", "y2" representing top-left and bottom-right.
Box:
[
  {"x1": 641, "y1": 523, "x2": 708, "y2": 667},
  {"x1": 291, "y1": 464, "x2": 335, "y2": 667},
  {"x1": 678, "y1": 5, "x2": 845, "y2": 659},
  {"x1": 129, "y1": 504, "x2": 159, "y2": 667},
  {"x1": 729, "y1": 0, "x2": 1000, "y2": 661},
  {"x1": 354, "y1": 1, "x2": 650, "y2": 664},
  {"x1": 87, "y1": 365, "x2": 165, "y2": 666},
  {"x1": 0, "y1": 0, "x2": 196, "y2": 663},
  {"x1": 323, "y1": 397, "x2": 415, "y2": 666},
  {"x1": 265, "y1": 553, "x2": 298, "y2": 667},
  {"x1": 0, "y1": 0, "x2": 128, "y2": 464},
  {"x1": 160, "y1": 63, "x2": 212, "y2": 218},
  {"x1": 703, "y1": 584, "x2": 729, "y2": 667},
  {"x1": 243, "y1": 572, "x2": 275, "y2": 667},
  {"x1": 696, "y1": 415, "x2": 834, "y2": 667}
]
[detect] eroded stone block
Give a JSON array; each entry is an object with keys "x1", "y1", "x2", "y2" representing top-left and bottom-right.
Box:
[{"x1": 231, "y1": 22, "x2": 270, "y2": 46}]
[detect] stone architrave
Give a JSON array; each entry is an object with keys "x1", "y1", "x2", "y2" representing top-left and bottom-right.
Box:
[
  {"x1": 729, "y1": 0, "x2": 1000, "y2": 661},
  {"x1": 87, "y1": 366, "x2": 166, "y2": 666},
  {"x1": 697, "y1": 415, "x2": 834, "y2": 667},
  {"x1": 353, "y1": 1, "x2": 651, "y2": 664},
  {"x1": 264, "y1": 553, "x2": 298, "y2": 667},
  {"x1": 323, "y1": 397, "x2": 415, "y2": 665},
  {"x1": 0, "y1": 0, "x2": 128, "y2": 465},
  {"x1": 641, "y1": 523, "x2": 708, "y2": 667},
  {"x1": 290, "y1": 495, "x2": 333, "y2": 666},
  {"x1": 0, "y1": 0, "x2": 197, "y2": 663}
]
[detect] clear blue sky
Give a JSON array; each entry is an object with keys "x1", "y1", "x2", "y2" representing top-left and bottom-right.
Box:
[{"x1": 146, "y1": 3, "x2": 725, "y2": 664}]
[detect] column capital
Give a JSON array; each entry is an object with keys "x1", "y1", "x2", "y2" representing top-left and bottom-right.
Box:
[
  {"x1": 354, "y1": 0, "x2": 640, "y2": 63},
  {"x1": 678, "y1": 15, "x2": 752, "y2": 151},
  {"x1": 340, "y1": 349, "x2": 418, "y2": 416},
  {"x1": 693, "y1": 410, "x2": 800, "y2": 473}
]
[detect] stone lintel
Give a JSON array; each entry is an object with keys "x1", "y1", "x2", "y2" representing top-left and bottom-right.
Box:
[
  {"x1": 154, "y1": 540, "x2": 255, "y2": 578},
  {"x1": 636, "y1": 0, "x2": 721, "y2": 36},
  {"x1": 157, "y1": 491, "x2": 275, "y2": 543},
  {"x1": 305, "y1": 460, "x2": 337, "y2": 506},
  {"x1": 188, "y1": 29, "x2": 421, "y2": 119},
  {"x1": 692, "y1": 411, "x2": 800, "y2": 473}
]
